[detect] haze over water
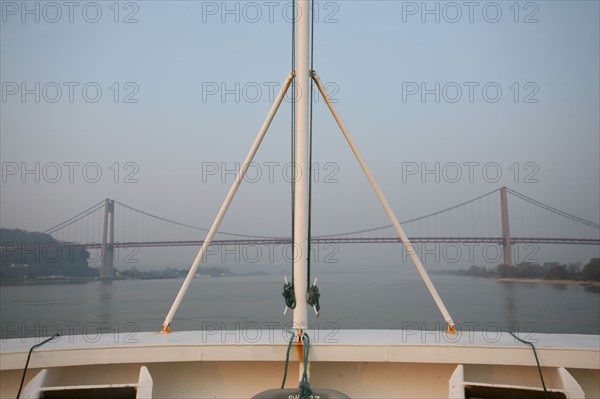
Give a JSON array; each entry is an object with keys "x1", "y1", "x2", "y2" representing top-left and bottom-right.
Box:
[{"x1": 2, "y1": 266, "x2": 598, "y2": 341}]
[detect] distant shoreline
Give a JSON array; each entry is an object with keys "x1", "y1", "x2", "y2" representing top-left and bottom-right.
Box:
[
  {"x1": 0, "y1": 277, "x2": 96, "y2": 285},
  {"x1": 0, "y1": 272, "x2": 268, "y2": 285},
  {"x1": 496, "y1": 277, "x2": 600, "y2": 286}
]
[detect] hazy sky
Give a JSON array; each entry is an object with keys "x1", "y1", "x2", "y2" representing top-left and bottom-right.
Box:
[{"x1": 1, "y1": 1, "x2": 599, "y2": 268}]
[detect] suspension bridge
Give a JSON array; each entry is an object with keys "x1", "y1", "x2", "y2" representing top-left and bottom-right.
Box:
[{"x1": 3, "y1": 187, "x2": 599, "y2": 278}]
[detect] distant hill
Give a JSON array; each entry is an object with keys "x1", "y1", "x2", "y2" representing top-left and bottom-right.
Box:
[{"x1": 0, "y1": 228, "x2": 96, "y2": 278}]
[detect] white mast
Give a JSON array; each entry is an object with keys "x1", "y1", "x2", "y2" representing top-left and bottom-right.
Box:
[
  {"x1": 162, "y1": 0, "x2": 455, "y2": 336},
  {"x1": 293, "y1": 0, "x2": 310, "y2": 331}
]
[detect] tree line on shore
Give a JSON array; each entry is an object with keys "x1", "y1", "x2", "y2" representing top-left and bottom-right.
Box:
[
  {"x1": 438, "y1": 258, "x2": 600, "y2": 281},
  {"x1": 0, "y1": 228, "x2": 95, "y2": 279},
  {"x1": 0, "y1": 229, "x2": 236, "y2": 280},
  {"x1": 119, "y1": 266, "x2": 232, "y2": 279}
]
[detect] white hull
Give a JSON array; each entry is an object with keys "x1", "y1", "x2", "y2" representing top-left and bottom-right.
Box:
[{"x1": 2, "y1": 330, "x2": 598, "y2": 398}]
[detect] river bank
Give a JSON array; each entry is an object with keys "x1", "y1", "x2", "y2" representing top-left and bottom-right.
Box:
[
  {"x1": 496, "y1": 277, "x2": 600, "y2": 286},
  {"x1": 0, "y1": 276, "x2": 98, "y2": 285}
]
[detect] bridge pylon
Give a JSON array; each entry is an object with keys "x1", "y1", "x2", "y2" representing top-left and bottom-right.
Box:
[
  {"x1": 100, "y1": 199, "x2": 115, "y2": 278},
  {"x1": 500, "y1": 186, "x2": 512, "y2": 266}
]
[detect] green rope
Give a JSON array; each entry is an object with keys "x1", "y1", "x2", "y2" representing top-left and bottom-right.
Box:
[
  {"x1": 307, "y1": 0, "x2": 315, "y2": 289},
  {"x1": 311, "y1": 0, "x2": 315, "y2": 71},
  {"x1": 280, "y1": 332, "x2": 295, "y2": 389},
  {"x1": 16, "y1": 334, "x2": 60, "y2": 399},
  {"x1": 307, "y1": 284, "x2": 320, "y2": 315},
  {"x1": 288, "y1": 0, "x2": 296, "y2": 310},
  {"x1": 299, "y1": 333, "x2": 311, "y2": 399},
  {"x1": 282, "y1": 281, "x2": 296, "y2": 309},
  {"x1": 509, "y1": 331, "x2": 549, "y2": 399},
  {"x1": 290, "y1": 0, "x2": 296, "y2": 277},
  {"x1": 280, "y1": 332, "x2": 312, "y2": 399}
]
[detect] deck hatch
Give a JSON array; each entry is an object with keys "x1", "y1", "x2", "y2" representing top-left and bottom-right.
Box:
[
  {"x1": 39, "y1": 386, "x2": 137, "y2": 399},
  {"x1": 464, "y1": 384, "x2": 567, "y2": 399}
]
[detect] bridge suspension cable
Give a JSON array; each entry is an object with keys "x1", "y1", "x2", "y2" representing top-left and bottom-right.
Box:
[
  {"x1": 43, "y1": 200, "x2": 105, "y2": 235},
  {"x1": 506, "y1": 188, "x2": 600, "y2": 229},
  {"x1": 38, "y1": 187, "x2": 599, "y2": 246},
  {"x1": 316, "y1": 187, "x2": 501, "y2": 238},
  {"x1": 113, "y1": 200, "x2": 280, "y2": 239}
]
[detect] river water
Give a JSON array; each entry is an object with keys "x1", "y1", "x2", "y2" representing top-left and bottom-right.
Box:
[{"x1": 1, "y1": 267, "x2": 599, "y2": 341}]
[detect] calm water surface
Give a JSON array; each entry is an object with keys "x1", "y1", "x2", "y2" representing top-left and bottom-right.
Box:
[{"x1": 1, "y1": 268, "x2": 599, "y2": 340}]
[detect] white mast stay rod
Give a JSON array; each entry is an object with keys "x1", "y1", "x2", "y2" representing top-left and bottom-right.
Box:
[
  {"x1": 312, "y1": 72, "x2": 456, "y2": 330},
  {"x1": 162, "y1": 72, "x2": 294, "y2": 332}
]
